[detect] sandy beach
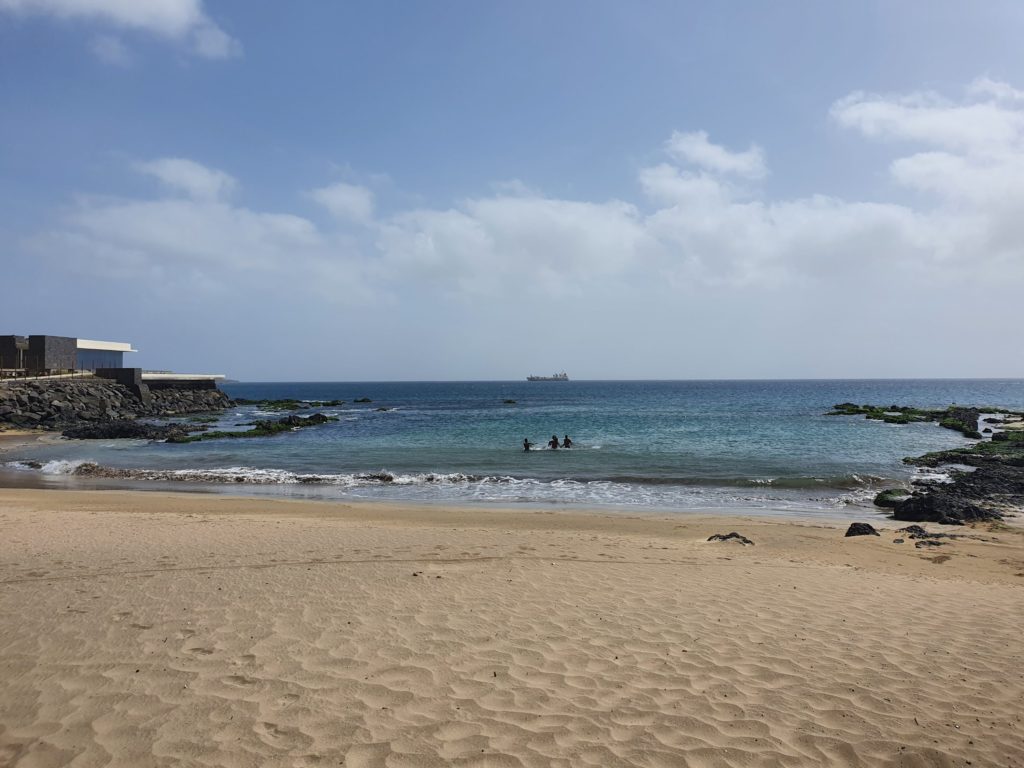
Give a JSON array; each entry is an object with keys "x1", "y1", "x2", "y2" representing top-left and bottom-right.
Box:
[{"x1": 1, "y1": 489, "x2": 1022, "y2": 767}]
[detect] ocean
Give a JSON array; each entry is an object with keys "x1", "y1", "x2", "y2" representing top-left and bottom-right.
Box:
[{"x1": 4, "y1": 379, "x2": 1023, "y2": 517}]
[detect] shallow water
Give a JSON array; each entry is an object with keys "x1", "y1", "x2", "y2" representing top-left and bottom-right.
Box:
[{"x1": 4, "y1": 379, "x2": 1022, "y2": 515}]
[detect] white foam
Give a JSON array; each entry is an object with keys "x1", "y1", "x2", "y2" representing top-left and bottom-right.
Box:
[{"x1": 40, "y1": 459, "x2": 89, "y2": 475}]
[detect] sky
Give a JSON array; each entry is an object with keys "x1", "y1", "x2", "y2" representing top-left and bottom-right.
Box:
[{"x1": 2, "y1": 1, "x2": 1024, "y2": 381}]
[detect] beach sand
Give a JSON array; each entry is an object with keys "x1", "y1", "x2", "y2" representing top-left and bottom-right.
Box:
[{"x1": 1, "y1": 489, "x2": 1021, "y2": 767}]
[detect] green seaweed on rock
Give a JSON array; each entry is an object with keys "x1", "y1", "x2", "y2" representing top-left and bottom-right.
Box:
[{"x1": 168, "y1": 412, "x2": 337, "y2": 443}]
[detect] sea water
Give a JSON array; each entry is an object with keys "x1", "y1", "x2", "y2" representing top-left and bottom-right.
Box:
[{"x1": 4, "y1": 379, "x2": 1023, "y2": 516}]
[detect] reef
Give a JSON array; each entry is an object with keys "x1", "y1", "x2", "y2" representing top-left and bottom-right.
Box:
[
  {"x1": 234, "y1": 398, "x2": 345, "y2": 411},
  {"x1": 827, "y1": 403, "x2": 986, "y2": 438},
  {"x1": 166, "y1": 412, "x2": 337, "y2": 443}
]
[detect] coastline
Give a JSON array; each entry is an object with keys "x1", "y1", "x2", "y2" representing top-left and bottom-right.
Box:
[
  {"x1": 5, "y1": 379, "x2": 1023, "y2": 515},
  {"x1": 2, "y1": 488, "x2": 1022, "y2": 765}
]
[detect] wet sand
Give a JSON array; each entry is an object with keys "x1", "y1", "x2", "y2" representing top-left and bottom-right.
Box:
[{"x1": 1, "y1": 488, "x2": 1022, "y2": 767}]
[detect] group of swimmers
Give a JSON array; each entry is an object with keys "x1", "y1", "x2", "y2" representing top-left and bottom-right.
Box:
[{"x1": 523, "y1": 434, "x2": 573, "y2": 451}]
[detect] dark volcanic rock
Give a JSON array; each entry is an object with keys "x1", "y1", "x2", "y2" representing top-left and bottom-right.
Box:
[
  {"x1": 707, "y1": 532, "x2": 754, "y2": 545},
  {"x1": 844, "y1": 523, "x2": 880, "y2": 537},
  {"x1": 896, "y1": 524, "x2": 929, "y2": 537},
  {"x1": 0, "y1": 378, "x2": 233, "y2": 431},
  {"x1": 63, "y1": 421, "x2": 192, "y2": 441},
  {"x1": 873, "y1": 488, "x2": 912, "y2": 508},
  {"x1": 166, "y1": 412, "x2": 337, "y2": 443},
  {"x1": 895, "y1": 525, "x2": 961, "y2": 541},
  {"x1": 892, "y1": 461, "x2": 1024, "y2": 524},
  {"x1": 893, "y1": 493, "x2": 977, "y2": 525}
]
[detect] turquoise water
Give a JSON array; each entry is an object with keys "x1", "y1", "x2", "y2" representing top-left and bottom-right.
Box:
[{"x1": 5, "y1": 379, "x2": 1023, "y2": 515}]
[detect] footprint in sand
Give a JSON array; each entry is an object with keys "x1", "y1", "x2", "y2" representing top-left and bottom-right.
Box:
[
  {"x1": 223, "y1": 674, "x2": 258, "y2": 688},
  {"x1": 274, "y1": 693, "x2": 300, "y2": 708},
  {"x1": 254, "y1": 721, "x2": 312, "y2": 750}
]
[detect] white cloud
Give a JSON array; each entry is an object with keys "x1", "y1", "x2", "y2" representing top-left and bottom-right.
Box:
[
  {"x1": 136, "y1": 158, "x2": 237, "y2": 202},
  {"x1": 638, "y1": 163, "x2": 734, "y2": 208},
  {"x1": 968, "y1": 76, "x2": 1024, "y2": 103},
  {"x1": 833, "y1": 78, "x2": 1024, "y2": 231},
  {"x1": 374, "y1": 196, "x2": 654, "y2": 297},
  {"x1": 89, "y1": 33, "x2": 130, "y2": 65},
  {"x1": 665, "y1": 130, "x2": 766, "y2": 179},
  {"x1": 64, "y1": 197, "x2": 321, "y2": 271},
  {"x1": 23, "y1": 78, "x2": 1024, "y2": 310},
  {"x1": 0, "y1": 0, "x2": 240, "y2": 58},
  {"x1": 309, "y1": 182, "x2": 375, "y2": 223},
  {"x1": 830, "y1": 86, "x2": 1024, "y2": 154}
]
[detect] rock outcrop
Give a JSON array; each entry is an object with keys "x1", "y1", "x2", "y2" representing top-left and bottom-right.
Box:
[
  {"x1": 830, "y1": 402, "x2": 1024, "y2": 525},
  {"x1": 62, "y1": 421, "x2": 194, "y2": 441},
  {"x1": 165, "y1": 412, "x2": 336, "y2": 443}
]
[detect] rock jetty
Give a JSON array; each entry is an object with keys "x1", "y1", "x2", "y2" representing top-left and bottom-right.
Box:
[{"x1": 0, "y1": 378, "x2": 232, "y2": 430}]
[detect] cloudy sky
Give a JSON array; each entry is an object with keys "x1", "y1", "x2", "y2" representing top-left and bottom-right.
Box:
[{"x1": 2, "y1": 1, "x2": 1023, "y2": 380}]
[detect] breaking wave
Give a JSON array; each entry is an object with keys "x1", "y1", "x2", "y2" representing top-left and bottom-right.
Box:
[
  {"x1": 4, "y1": 460, "x2": 886, "y2": 490},
  {"x1": 2, "y1": 460, "x2": 880, "y2": 512}
]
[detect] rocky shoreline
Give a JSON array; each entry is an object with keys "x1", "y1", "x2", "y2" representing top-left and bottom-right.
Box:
[
  {"x1": 0, "y1": 378, "x2": 232, "y2": 429},
  {"x1": 828, "y1": 403, "x2": 1024, "y2": 525},
  {"x1": 0, "y1": 383, "x2": 346, "y2": 447}
]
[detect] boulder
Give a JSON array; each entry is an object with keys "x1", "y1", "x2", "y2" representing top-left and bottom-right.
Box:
[{"x1": 844, "y1": 522, "x2": 880, "y2": 537}]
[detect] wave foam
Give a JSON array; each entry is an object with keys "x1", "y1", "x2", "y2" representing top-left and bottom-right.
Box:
[{"x1": 2, "y1": 460, "x2": 884, "y2": 512}]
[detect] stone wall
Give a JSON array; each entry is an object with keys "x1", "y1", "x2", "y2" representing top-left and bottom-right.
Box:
[{"x1": 0, "y1": 378, "x2": 233, "y2": 429}]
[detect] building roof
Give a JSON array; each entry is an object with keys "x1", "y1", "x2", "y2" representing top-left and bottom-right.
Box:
[
  {"x1": 76, "y1": 339, "x2": 138, "y2": 352},
  {"x1": 141, "y1": 373, "x2": 225, "y2": 381}
]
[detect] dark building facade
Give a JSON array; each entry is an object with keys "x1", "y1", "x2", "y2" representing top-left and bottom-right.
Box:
[
  {"x1": 1, "y1": 334, "x2": 138, "y2": 375},
  {"x1": 24, "y1": 335, "x2": 77, "y2": 374},
  {"x1": 0, "y1": 336, "x2": 28, "y2": 372}
]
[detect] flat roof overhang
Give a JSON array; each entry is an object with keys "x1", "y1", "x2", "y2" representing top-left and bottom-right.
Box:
[
  {"x1": 141, "y1": 373, "x2": 226, "y2": 381},
  {"x1": 77, "y1": 339, "x2": 138, "y2": 353}
]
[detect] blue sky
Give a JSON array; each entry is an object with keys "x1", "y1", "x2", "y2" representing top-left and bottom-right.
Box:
[{"x1": 2, "y1": 1, "x2": 1024, "y2": 380}]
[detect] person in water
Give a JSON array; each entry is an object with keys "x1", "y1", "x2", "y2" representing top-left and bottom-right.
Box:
[
  {"x1": 548, "y1": 434, "x2": 559, "y2": 449},
  {"x1": 561, "y1": 434, "x2": 573, "y2": 448},
  {"x1": 523, "y1": 438, "x2": 534, "y2": 452}
]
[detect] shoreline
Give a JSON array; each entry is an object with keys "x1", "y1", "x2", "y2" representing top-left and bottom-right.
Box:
[
  {"x1": 0, "y1": 430, "x2": 923, "y2": 520},
  {"x1": 1, "y1": 487, "x2": 1022, "y2": 765},
  {"x1": 4, "y1": 393, "x2": 1022, "y2": 524},
  {"x1": 0, "y1": 464, "x2": 902, "y2": 523}
]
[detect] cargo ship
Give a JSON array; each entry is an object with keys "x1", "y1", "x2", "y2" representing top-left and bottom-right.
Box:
[{"x1": 526, "y1": 372, "x2": 569, "y2": 381}]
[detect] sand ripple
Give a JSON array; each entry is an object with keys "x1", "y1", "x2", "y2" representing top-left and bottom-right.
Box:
[{"x1": 0, "y1": 490, "x2": 1022, "y2": 766}]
